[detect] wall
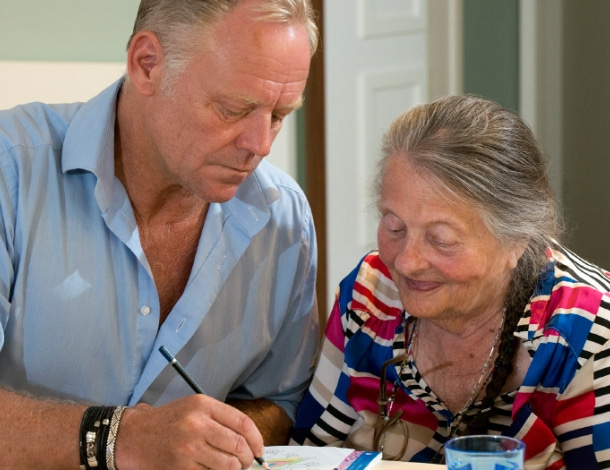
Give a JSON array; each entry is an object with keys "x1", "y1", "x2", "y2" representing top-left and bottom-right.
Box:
[
  {"x1": 0, "y1": 1, "x2": 139, "y2": 62},
  {"x1": 561, "y1": 1, "x2": 610, "y2": 269},
  {"x1": 463, "y1": 0, "x2": 519, "y2": 111},
  {"x1": 0, "y1": 1, "x2": 136, "y2": 108},
  {"x1": 0, "y1": 0, "x2": 135, "y2": 109}
]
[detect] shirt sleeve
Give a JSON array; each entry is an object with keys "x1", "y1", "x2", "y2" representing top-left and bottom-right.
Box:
[
  {"x1": 0, "y1": 146, "x2": 19, "y2": 348},
  {"x1": 226, "y1": 203, "x2": 320, "y2": 421},
  {"x1": 556, "y1": 338, "x2": 610, "y2": 468},
  {"x1": 513, "y1": 258, "x2": 610, "y2": 468}
]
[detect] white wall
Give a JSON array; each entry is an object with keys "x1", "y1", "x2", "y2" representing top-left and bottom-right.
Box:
[{"x1": 0, "y1": 61, "x2": 125, "y2": 109}]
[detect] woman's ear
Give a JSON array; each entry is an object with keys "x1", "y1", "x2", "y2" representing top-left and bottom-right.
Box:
[
  {"x1": 126, "y1": 31, "x2": 165, "y2": 97},
  {"x1": 508, "y1": 240, "x2": 529, "y2": 270}
]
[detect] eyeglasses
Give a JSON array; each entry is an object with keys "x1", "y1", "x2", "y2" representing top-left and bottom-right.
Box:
[{"x1": 373, "y1": 354, "x2": 409, "y2": 461}]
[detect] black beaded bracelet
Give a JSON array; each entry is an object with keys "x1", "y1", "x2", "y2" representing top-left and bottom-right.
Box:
[
  {"x1": 79, "y1": 407, "x2": 100, "y2": 469},
  {"x1": 79, "y1": 406, "x2": 116, "y2": 470}
]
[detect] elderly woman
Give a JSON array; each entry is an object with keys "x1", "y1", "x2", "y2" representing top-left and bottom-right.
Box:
[{"x1": 291, "y1": 95, "x2": 610, "y2": 469}]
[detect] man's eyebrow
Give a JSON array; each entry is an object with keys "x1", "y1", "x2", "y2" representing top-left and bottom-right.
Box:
[
  {"x1": 289, "y1": 96, "x2": 305, "y2": 110},
  {"x1": 228, "y1": 93, "x2": 305, "y2": 111}
]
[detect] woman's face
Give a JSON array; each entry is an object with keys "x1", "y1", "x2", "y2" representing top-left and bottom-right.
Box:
[{"x1": 377, "y1": 154, "x2": 524, "y2": 326}]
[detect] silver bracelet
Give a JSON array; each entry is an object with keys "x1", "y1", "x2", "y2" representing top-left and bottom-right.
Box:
[{"x1": 105, "y1": 406, "x2": 126, "y2": 470}]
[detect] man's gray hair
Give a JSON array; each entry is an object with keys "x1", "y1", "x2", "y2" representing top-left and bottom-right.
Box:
[{"x1": 127, "y1": 0, "x2": 318, "y2": 91}]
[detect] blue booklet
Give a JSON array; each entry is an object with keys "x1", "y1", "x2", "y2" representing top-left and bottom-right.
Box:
[{"x1": 335, "y1": 450, "x2": 382, "y2": 470}]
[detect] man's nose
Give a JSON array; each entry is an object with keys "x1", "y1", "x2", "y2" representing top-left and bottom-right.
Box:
[{"x1": 236, "y1": 112, "x2": 276, "y2": 157}]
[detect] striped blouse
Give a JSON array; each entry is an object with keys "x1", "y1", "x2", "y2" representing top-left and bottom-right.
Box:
[{"x1": 291, "y1": 244, "x2": 610, "y2": 469}]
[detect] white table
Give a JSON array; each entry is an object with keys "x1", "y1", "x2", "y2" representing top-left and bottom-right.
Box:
[{"x1": 373, "y1": 461, "x2": 444, "y2": 469}]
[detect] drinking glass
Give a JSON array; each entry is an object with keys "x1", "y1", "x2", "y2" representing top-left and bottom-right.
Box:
[{"x1": 445, "y1": 435, "x2": 525, "y2": 470}]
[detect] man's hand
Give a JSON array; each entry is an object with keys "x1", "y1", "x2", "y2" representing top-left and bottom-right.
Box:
[{"x1": 115, "y1": 395, "x2": 265, "y2": 470}]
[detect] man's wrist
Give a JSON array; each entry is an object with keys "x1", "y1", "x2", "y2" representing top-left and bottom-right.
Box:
[{"x1": 79, "y1": 406, "x2": 126, "y2": 470}]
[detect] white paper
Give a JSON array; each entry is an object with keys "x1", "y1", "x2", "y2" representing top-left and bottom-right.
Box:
[{"x1": 252, "y1": 446, "x2": 356, "y2": 470}]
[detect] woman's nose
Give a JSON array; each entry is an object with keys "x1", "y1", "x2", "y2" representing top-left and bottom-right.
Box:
[{"x1": 394, "y1": 237, "x2": 430, "y2": 275}]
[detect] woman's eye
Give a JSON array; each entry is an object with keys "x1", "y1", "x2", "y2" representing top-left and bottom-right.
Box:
[
  {"x1": 382, "y1": 214, "x2": 405, "y2": 234},
  {"x1": 429, "y1": 236, "x2": 458, "y2": 251}
]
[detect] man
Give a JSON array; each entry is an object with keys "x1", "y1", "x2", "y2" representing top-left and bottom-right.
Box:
[{"x1": 0, "y1": 0, "x2": 319, "y2": 468}]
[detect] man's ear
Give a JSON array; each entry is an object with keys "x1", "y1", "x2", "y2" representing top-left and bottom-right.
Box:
[{"x1": 126, "y1": 31, "x2": 165, "y2": 97}]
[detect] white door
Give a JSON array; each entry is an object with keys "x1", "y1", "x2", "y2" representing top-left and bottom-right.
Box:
[{"x1": 323, "y1": 0, "x2": 461, "y2": 313}]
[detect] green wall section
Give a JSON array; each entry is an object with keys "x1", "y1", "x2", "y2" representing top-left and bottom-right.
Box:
[
  {"x1": 0, "y1": 0, "x2": 140, "y2": 62},
  {"x1": 463, "y1": 0, "x2": 520, "y2": 112},
  {"x1": 560, "y1": 0, "x2": 610, "y2": 269}
]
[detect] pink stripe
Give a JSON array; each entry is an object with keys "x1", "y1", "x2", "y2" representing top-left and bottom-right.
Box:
[
  {"x1": 549, "y1": 284, "x2": 603, "y2": 315},
  {"x1": 325, "y1": 301, "x2": 346, "y2": 351},
  {"x1": 346, "y1": 376, "x2": 379, "y2": 414},
  {"x1": 530, "y1": 284, "x2": 603, "y2": 330},
  {"x1": 512, "y1": 390, "x2": 556, "y2": 421},
  {"x1": 347, "y1": 376, "x2": 438, "y2": 430}
]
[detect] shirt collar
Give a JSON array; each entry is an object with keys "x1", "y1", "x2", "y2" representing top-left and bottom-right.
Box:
[
  {"x1": 61, "y1": 78, "x2": 124, "y2": 212},
  {"x1": 224, "y1": 161, "x2": 279, "y2": 237},
  {"x1": 515, "y1": 251, "x2": 556, "y2": 344}
]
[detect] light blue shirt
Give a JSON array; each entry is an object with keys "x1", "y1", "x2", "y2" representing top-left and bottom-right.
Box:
[{"x1": 0, "y1": 79, "x2": 318, "y2": 419}]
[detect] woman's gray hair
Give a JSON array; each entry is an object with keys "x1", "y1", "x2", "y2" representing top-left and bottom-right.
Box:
[
  {"x1": 127, "y1": 0, "x2": 318, "y2": 92},
  {"x1": 375, "y1": 94, "x2": 561, "y2": 287}
]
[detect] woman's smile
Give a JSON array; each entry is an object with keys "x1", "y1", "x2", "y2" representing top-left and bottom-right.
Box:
[{"x1": 402, "y1": 277, "x2": 443, "y2": 292}]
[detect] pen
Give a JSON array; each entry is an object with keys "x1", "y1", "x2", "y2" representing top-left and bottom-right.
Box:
[
  {"x1": 158, "y1": 345, "x2": 269, "y2": 469},
  {"x1": 159, "y1": 345, "x2": 206, "y2": 394}
]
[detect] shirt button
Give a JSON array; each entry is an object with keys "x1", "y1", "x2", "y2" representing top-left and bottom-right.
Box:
[{"x1": 140, "y1": 305, "x2": 152, "y2": 316}]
